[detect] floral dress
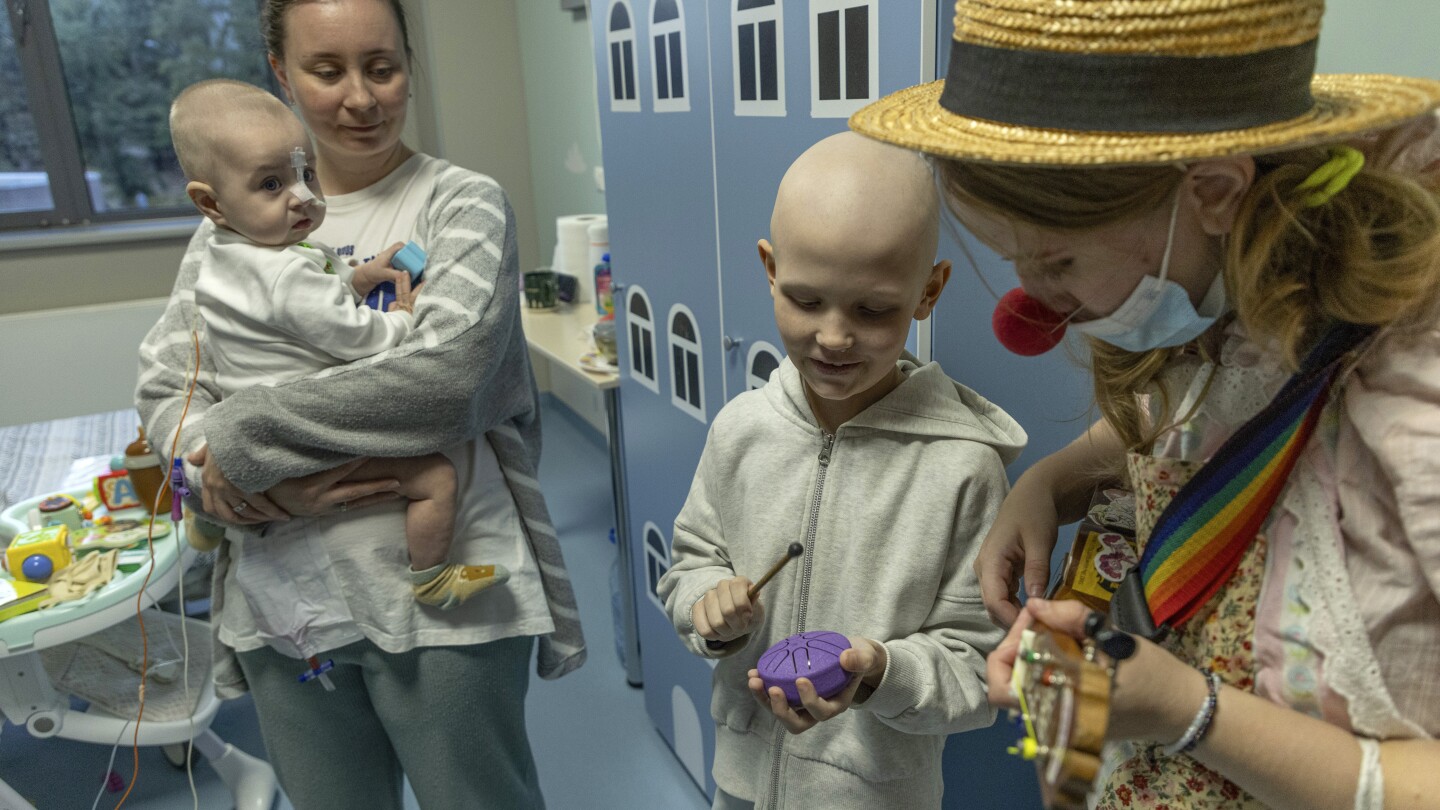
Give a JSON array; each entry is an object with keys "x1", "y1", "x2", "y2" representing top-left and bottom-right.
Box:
[{"x1": 1092, "y1": 450, "x2": 1268, "y2": 809}]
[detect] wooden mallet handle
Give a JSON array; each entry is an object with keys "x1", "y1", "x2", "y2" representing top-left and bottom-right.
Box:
[
  {"x1": 747, "y1": 542, "x2": 803, "y2": 600},
  {"x1": 705, "y1": 542, "x2": 804, "y2": 651}
]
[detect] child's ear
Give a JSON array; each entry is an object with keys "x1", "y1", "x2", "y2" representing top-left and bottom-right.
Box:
[
  {"x1": 758, "y1": 238, "x2": 778, "y2": 294},
  {"x1": 186, "y1": 181, "x2": 227, "y2": 227},
  {"x1": 913, "y1": 259, "x2": 952, "y2": 320},
  {"x1": 1186, "y1": 156, "x2": 1255, "y2": 236}
]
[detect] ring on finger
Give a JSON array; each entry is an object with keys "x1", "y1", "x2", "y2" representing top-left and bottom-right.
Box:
[
  {"x1": 338, "y1": 501, "x2": 348, "y2": 513},
  {"x1": 234, "y1": 501, "x2": 250, "y2": 515}
]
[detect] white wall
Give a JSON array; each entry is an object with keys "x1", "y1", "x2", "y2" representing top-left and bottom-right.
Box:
[
  {"x1": 1316, "y1": 1, "x2": 1440, "y2": 77},
  {"x1": 413, "y1": 0, "x2": 540, "y2": 273},
  {"x1": 0, "y1": 298, "x2": 168, "y2": 426}
]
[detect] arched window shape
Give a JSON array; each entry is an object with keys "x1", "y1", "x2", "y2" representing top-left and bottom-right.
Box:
[
  {"x1": 651, "y1": 0, "x2": 690, "y2": 113},
  {"x1": 809, "y1": 0, "x2": 879, "y2": 118},
  {"x1": 644, "y1": 521, "x2": 670, "y2": 614},
  {"x1": 668, "y1": 304, "x2": 706, "y2": 423},
  {"x1": 732, "y1": 0, "x2": 786, "y2": 116},
  {"x1": 626, "y1": 286, "x2": 659, "y2": 393},
  {"x1": 607, "y1": 1, "x2": 641, "y2": 112},
  {"x1": 746, "y1": 341, "x2": 783, "y2": 391}
]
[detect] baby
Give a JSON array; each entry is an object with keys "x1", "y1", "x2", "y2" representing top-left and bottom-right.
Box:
[{"x1": 169, "y1": 79, "x2": 506, "y2": 611}]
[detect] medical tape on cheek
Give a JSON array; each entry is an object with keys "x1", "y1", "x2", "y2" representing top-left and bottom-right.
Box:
[{"x1": 288, "y1": 147, "x2": 325, "y2": 207}]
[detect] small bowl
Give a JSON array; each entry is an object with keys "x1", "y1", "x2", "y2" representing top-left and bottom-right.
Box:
[{"x1": 757, "y1": 631, "x2": 851, "y2": 706}]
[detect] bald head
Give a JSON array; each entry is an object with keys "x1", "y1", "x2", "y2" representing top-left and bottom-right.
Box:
[
  {"x1": 170, "y1": 79, "x2": 303, "y2": 183},
  {"x1": 771, "y1": 132, "x2": 939, "y2": 274}
]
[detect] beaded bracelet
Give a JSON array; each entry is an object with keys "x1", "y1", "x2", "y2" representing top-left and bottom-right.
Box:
[{"x1": 1162, "y1": 672, "x2": 1222, "y2": 756}]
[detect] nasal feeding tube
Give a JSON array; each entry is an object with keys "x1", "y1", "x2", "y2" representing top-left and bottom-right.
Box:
[{"x1": 288, "y1": 147, "x2": 325, "y2": 208}]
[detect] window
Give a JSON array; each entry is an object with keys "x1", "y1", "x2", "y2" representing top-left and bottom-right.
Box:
[
  {"x1": 626, "y1": 285, "x2": 659, "y2": 393},
  {"x1": 732, "y1": 0, "x2": 785, "y2": 117},
  {"x1": 606, "y1": 1, "x2": 640, "y2": 113},
  {"x1": 746, "y1": 341, "x2": 783, "y2": 391},
  {"x1": 644, "y1": 521, "x2": 670, "y2": 614},
  {"x1": 650, "y1": 0, "x2": 689, "y2": 113},
  {"x1": 0, "y1": 0, "x2": 272, "y2": 231},
  {"x1": 668, "y1": 304, "x2": 706, "y2": 423},
  {"x1": 809, "y1": 0, "x2": 878, "y2": 118}
]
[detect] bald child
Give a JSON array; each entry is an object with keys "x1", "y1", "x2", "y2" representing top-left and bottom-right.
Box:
[
  {"x1": 658, "y1": 132, "x2": 1025, "y2": 809},
  {"x1": 169, "y1": 79, "x2": 507, "y2": 619}
]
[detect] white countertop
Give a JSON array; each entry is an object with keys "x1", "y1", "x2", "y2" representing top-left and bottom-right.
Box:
[{"x1": 520, "y1": 304, "x2": 619, "y2": 390}]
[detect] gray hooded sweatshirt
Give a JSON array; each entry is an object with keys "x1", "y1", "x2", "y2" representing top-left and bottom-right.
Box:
[{"x1": 659, "y1": 354, "x2": 1027, "y2": 810}]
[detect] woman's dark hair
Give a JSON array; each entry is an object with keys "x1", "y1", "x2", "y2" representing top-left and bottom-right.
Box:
[{"x1": 260, "y1": 0, "x2": 413, "y2": 62}]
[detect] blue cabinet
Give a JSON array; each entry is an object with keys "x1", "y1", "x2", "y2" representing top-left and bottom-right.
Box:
[{"x1": 593, "y1": 2, "x2": 1082, "y2": 805}]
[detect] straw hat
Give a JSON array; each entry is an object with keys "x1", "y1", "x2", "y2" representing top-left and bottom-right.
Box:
[{"x1": 851, "y1": 0, "x2": 1440, "y2": 166}]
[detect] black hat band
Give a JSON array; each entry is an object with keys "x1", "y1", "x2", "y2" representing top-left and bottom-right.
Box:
[{"x1": 939, "y1": 38, "x2": 1318, "y2": 133}]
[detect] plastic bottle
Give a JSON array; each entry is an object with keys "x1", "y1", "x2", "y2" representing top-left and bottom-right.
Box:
[
  {"x1": 595, "y1": 252, "x2": 613, "y2": 316},
  {"x1": 124, "y1": 427, "x2": 167, "y2": 515}
]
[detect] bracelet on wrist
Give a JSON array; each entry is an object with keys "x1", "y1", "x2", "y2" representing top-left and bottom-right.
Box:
[{"x1": 1162, "y1": 671, "x2": 1221, "y2": 756}]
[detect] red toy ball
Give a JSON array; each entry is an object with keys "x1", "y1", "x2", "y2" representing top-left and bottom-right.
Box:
[{"x1": 992, "y1": 287, "x2": 1067, "y2": 356}]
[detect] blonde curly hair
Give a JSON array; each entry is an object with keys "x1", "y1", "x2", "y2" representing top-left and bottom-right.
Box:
[{"x1": 934, "y1": 145, "x2": 1440, "y2": 453}]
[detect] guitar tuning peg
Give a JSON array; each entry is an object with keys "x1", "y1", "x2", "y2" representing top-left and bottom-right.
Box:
[
  {"x1": 1007, "y1": 738, "x2": 1042, "y2": 761},
  {"x1": 1084, "y1": 610, "x2": 1107, "y2": 638},
  {"x1": 1084, "y1": 610, "x2": 1137, "y2": 662},
  {"x1": 1098, "y1": 630, "x2": 1137, "y2": 661}
]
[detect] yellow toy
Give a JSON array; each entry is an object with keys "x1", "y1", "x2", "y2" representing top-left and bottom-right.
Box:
[
  {"x1": 0, "y1": 579, "x2": 48, "y2": 622},
  {"x1": 6, "y1": 525, "x2": 73, "y2": 584}
]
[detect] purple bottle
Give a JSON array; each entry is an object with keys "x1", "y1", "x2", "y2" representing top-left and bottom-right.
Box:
[{"x1": 757, "y1": 631, "x2": 852, "y2": 706}]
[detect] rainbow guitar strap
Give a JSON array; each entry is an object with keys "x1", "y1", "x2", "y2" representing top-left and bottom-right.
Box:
[{"x1": 1111, "y1": 323, "x2": 1373, "y2": 640}]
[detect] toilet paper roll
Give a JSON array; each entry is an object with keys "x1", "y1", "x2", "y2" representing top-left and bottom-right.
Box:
[{"x1": 547, "y1": 213, "x2": 599, "y2": 279}]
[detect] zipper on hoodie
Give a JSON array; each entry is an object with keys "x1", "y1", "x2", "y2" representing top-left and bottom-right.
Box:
[{"x1": 767, "y1": 431, "x2": 835, "y2": 809}]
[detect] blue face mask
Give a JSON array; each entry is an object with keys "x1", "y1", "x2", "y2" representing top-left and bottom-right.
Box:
[{"x1": 1071, "y1": 193, "x2": 1225, "y2": 352}]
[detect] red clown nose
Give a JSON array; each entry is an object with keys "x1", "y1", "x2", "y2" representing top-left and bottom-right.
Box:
[{"x1": 992, "y1": 287, "x2": 1067, "y2": 356}]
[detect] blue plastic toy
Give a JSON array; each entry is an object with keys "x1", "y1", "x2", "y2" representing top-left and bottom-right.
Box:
[
  {"x1": 364, "y1": 242, "x2": 427, "y2": 311},
  {"x1": 21, "y1": 554, "x2": 54, "y2": 582}
]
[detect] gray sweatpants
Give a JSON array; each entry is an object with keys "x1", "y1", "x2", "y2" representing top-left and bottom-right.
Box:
[{"x1": 236, "y1": 635, "x2": 544, "y2": 810}]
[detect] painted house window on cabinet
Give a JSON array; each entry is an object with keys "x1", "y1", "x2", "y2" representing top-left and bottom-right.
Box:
[
  {"x1": 809, "y1": 0, "x2": 879, "y2": 118},
  {"x1": 651, "y1": 0, "x2": 690, "y2": 112},
  {"x1": 746, "y1": 341, "x2": 783, "y2": 390},
  {"x1": 608, "y1": 1, "x2": 641, "y2": 112},
  {"x1": 668, "y1": 304, "x2": 707, "y2": 423},
  {"x1": 644, "y1": 521, "x2": 671, "y2": 614},
  {"x1": 732, "y1": 0, "x2": 786, "y2": 116},
  {"x1": 627, "y1": 286, "x2": 661, "y2": 393}
]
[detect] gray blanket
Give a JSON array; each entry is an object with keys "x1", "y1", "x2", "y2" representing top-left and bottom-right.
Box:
[{"x1": 136, "y1": 161, "x2": 585, "y2": 694}]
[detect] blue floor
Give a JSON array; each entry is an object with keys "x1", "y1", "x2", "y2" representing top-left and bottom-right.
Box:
[{"x1": 0, "y1": 398, "x2": 710, "y2": 809}]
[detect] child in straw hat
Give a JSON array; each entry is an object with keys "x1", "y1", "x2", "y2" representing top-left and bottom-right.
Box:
[{"x1": 853, "y1": 0, "x2": 1440, "y2": 808}]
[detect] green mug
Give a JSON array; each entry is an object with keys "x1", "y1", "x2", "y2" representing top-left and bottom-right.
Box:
[{"x1": 524, "y1": 269, "x2": 558, "y2": 309}]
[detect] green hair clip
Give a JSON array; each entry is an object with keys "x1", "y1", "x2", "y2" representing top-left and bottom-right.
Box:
[{"x1": 1296, "y1": 146, "x2": 1365, "y2": 208}]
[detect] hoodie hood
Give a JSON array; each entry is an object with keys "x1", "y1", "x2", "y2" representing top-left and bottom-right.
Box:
[{"x1": 766, "y1": 351, "x2": 1028, "y2": 466}]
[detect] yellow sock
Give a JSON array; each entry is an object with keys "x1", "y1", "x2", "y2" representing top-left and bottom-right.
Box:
[{"x1": 410, "y1": 563, "x2": 510, "y2": 610}]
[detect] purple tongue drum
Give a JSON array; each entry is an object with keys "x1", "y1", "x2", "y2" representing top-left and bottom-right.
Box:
[{"x1": 757, "y1": 631, "x2": 852, "y2": 706}]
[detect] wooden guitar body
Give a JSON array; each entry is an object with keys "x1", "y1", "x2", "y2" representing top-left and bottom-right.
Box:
[{"x1": 1011, "y1": 622, "x2": 1114, "y2": 809}]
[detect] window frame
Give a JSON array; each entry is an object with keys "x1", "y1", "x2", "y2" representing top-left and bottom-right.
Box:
[
  {"x1": 625, "y1": 285, "x2": 660, "y2": 393},
  {"x1": 667, "y1": 302, "x2": 706, "y2": 424},
  {"x1": 732, "y1": 0, "x2": 786, "y2": 117},
  {"x1": 745, "y1": 340, "x2": 783, "y2": 391},
  {"x1": 650, "y1": 0, "x2": 690, "y2": 113},
  {"x1": 607, "y1": 0, "x2": 642, "y2": 113},
  {"x1": 2, "y1": 0, "x2": 94, "y2": 231},
  {"x1": 808, "y1": 0, "x2": 879, "y2": 119},
  {"x1": 643, "y1": 520, "x2": 670, "y2": 614},
  {"x1": 0, "y1": 0, "x2": 274, "y2": 237}
]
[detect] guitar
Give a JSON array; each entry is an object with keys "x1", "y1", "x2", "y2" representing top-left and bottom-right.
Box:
[
  {"x1": 1006, "y1": 488, "x2": 1140, "y2": 808},
  {"x1": 1009, "y1": 616, "x2": 1135, "y2": 810}
]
